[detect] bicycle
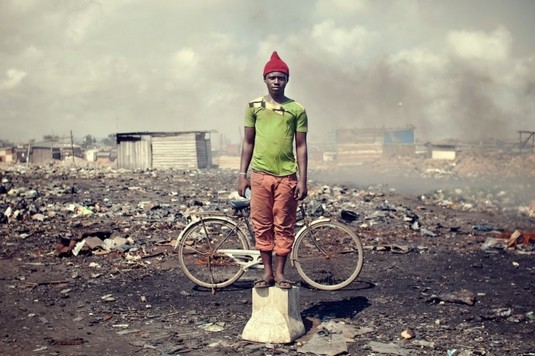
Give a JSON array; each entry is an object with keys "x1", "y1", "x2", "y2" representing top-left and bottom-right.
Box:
[{"x1": 175, "y1": 199, "x2": 364, "y2": 292}]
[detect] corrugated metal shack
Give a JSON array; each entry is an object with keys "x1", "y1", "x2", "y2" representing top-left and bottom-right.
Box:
[
  {"x1": 116, "y1": 131, "x2": 213, "y2": 170},
  {"x1": 30, "y1": 143, "x2": 61, "y2": 164}
]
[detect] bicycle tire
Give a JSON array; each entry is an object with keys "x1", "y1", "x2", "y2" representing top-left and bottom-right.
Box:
[
  {"x1": 292, "y1": 220, "x2": 364, "y2": 291},
  {"x1": 178, "y1": 217, "x2": 250, "y2": 289}
]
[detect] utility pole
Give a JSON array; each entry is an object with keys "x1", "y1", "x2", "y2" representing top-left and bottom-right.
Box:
[{"x1": 70, "y1": 130, "x2": 76, "y2": 167}]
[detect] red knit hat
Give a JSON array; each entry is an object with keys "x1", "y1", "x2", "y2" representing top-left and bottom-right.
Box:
[{"x1": 263, "y1": 51, "x2": 289, "y2": 77}]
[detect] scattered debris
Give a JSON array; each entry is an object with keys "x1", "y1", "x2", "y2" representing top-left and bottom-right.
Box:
[
  {"x1": 428, "y1": 289, "x2": 477, "y2": 306},
  {"x1": 1, "y1": 157, "x2": 534, "y2": 355},
  {"x1": 47, "y1": 338, "x2": 86, "y2": 346},
  {"x1": 367, "y1": 341, "x2": 412, "y2": 355},
  {"x1": 400, "y1": 328, "x2": 416, "y2": 339},
  {"x1": 297, "y1": 331, "x2": 348, "y2": 356}
]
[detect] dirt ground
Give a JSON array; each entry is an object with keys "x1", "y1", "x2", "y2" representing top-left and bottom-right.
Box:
[{"x1": 1, "y1": 153, "x2": 534, "y2": 355}]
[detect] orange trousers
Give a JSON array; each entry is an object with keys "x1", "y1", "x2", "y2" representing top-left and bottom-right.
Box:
[{"x1": 250, "y1": 171, "x2": 298, "y2": 256}]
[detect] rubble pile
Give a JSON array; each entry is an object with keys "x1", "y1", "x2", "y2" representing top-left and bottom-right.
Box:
[
  {"x1": 422, "y1": 184, "x2": 535, "y2": 218},
  {"x1": 0, "y1": 166, "x2": 237, "y2": 254},
  {"x1": 335, "y1": 150, "x2": 535, "y2": 180},
  {"x1": 2, "y1": 163, "x2": 533, "y2": 258}
]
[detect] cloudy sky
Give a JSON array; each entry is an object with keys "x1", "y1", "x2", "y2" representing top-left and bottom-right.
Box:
[{"x1": 1, "y1": 0, "x2": 534, "y2": 145}]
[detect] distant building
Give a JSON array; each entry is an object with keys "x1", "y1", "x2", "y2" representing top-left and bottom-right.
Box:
[
  {"x1": 429, "y1": 144, "x2": 457, "y2": 160},
  {"x1": 28, "y1": 142, "x2": 82, "y2": 164},
  {"x1": 30, "y1": 143, "x2": 60, "y2": 164},
  {"x1": 335, "y1": 126, "x2": 416, "y2": 165},
  {"x1": 518, "y1": 130, "x2": 535, "y2": 154},
  {"x1": 382, "y1": 126, "x2": 416, "y2": 157},
  {"x1": 115, "y1": 131, "x2": 213, "y2": 170},
  {"x1": 336, "y1": 128, "x2": 384, "y2": 166},
  {"x1": 96, "y1": 151, "x2": 113, "y2": 166},
  {"x1": 85, "y1": 149, "x2": 114, "y2": 166},
  {"x1": 0, "y1": 147, "x2": 15, "y2": 163}
]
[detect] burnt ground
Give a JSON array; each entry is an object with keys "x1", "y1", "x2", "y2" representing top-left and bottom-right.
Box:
[{"x1": 1, "y1": 155, "x2": 534, "y2": 355}]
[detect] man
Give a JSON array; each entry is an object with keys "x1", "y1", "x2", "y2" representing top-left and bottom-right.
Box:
[{"x1": 238, "y1": 51, "x2": 308, "y2": 289}]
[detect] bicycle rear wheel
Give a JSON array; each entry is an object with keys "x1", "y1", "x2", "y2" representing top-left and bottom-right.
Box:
[
  {"x1": 178, "y1": 217, "x2": 250, "y2": 289},
  {"x1": 293, "y1": 220, "x2": 363, "y2": 291}
]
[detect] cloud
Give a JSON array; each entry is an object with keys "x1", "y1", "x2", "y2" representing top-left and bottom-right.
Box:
[
  {"x1": 310, "y1": 20, "x2": 378, "y2": 59},
  {"x1": 447, "y1": 26, "x2": 512, "y2": 62},
  {"x1": 314, "y1": 0, "x2": 368, "y2": 17},
  {"x1": 167, "y1": 48, "x2": 200, "y2": 83},
  {"x1": 21, "y1": 45, "x2": 44, "y2": 59},
  {"x1": 0, "y1": 0, "x2": 533, "y2": 144},
  {"x1": 377, "y1": 26, "x2": 535, "y2": 141},
  {"x1": 65, "y1": 4, "x2": 103, "y2": 44},
  {"x1": 0, "y1": 69, "x2": 27, "y2": 90},
  {"x1": 2, "y1": 0, "x2": 39, "y2": 13}
]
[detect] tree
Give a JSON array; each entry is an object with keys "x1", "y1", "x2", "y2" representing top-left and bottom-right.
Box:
[
  {"x1": 0, "y1": 139, "x2": 14, "y2": 147},
  {"x1": 81, "y1": 135, "x2": 96, "y2": 148},
  {"x1": 100, "y1": 134, "x2": 116, "y2": 147},
  {"x1": 43, "y1": 135, "x2": 61, "y2": 142}
]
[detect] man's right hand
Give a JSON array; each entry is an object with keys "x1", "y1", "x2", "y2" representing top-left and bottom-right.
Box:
[{"x1": 237, "y1": 175, "x2": 250, "y2": 197}]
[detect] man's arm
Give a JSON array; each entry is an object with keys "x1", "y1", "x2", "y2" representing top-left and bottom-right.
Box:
[
  {"x1": 238, "y1": 127, "x2": 255, "y2": 197},
  {"x1": 295, "y1": 131, "x2": 308, "y2": 200}
]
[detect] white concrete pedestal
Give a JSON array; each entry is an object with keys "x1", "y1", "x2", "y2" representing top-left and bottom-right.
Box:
[{"x1": 241, "y1": 286, "x2": 305, "y2": 344}]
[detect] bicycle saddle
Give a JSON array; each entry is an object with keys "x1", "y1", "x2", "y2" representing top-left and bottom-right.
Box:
[{"x1": 229, "y1": 199, "x2": 250, "y2": 210}]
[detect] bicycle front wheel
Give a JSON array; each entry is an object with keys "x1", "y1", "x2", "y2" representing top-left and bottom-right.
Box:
[
  {"x1": 293, "y1": 220, "x2": 364, "y2": 291},
  {"x1": 178, "y1": 217, "x2": 250, "y2": 289}
]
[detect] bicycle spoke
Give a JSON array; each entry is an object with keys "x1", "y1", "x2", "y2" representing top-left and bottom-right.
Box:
[
  {"x1": 294, "y1": 221, "x2": 363, "y2": 290},
  {"x1": 178, "y1": 218, "x2": 249, "y2": 289}
]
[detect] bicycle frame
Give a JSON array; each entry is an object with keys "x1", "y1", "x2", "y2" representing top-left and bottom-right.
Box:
[
  {"x1": 174, "y1": 205, "x2": 333, "y2": 270},
  {"x1": 174, "y1": 214, "x2": 245, "y2": 249},
  {"x1": 290, "y1": 216, "x2": 332, "y2": 265}
]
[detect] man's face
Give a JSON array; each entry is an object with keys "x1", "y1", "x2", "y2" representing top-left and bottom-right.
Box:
[{"x1": 264, "y1": 71, "x2": 288, "y2": 96}]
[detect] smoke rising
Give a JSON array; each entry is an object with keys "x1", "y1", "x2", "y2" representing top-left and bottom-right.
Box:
[{"x1": 0, "y1": 0, "x2": 534, "y2": 144}]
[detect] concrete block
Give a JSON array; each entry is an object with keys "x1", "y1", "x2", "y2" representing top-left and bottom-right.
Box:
[{"x1": 242, "y1": 286, "x2": 305, "y2": 344}]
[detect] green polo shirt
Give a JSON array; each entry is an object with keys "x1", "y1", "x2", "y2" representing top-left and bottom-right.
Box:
[{"x1": 244, "y1": 96, "x2": 308, "y2": 176}]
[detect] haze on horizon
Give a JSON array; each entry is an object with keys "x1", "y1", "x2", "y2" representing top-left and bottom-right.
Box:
[{"x1": 1, "y1": 0, "x2": 534, "y2": 145}]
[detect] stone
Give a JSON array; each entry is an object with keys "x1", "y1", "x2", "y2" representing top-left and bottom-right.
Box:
[
  {"x1": 319, "y1": 320, "x2": 360, "y2": 339},
  {"x1": 433, "y1": 289, "x2": 477, "y2": 306},
  {"x1": 297, "y1": 332, "x2": 347, "y2": 355},
  {"x1": 84, "y1": 236, "x2": 105, "y2": 250},
  {"x1": 242, "y1": 286, "x2": 305, "y2": 344},
  {"x1": 400, "y1": 327, "x2": 416, "y2": 339}
]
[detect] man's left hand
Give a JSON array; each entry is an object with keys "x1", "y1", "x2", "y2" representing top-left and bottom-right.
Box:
[{"x1": 294, "y1": 181, "x2": 307, "y2": 200}]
